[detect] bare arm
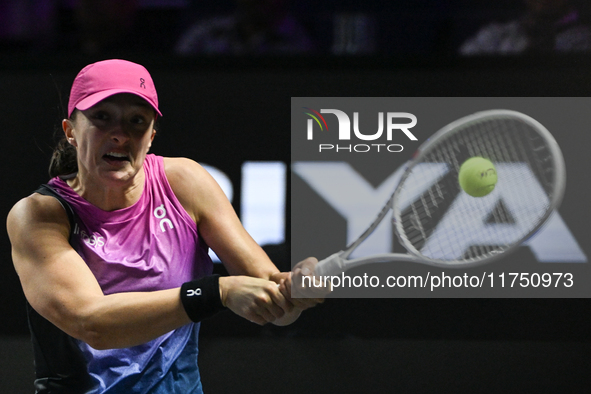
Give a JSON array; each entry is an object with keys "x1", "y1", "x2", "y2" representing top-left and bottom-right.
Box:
[
  {"x1": 7, "y1": 194, "x2": 191, "y2": 350},
  {"x1": 165, "y1": 158, "x2": 308, "y2": 321},
  {"x1": 165, "y1": 157, "x2": 280, "y2": 280},
  {"x1": 165, "y1": 158, "x2": 323, "y2": 323}
]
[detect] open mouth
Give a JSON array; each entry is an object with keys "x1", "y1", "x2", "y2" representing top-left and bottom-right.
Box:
[{"x1": 103, "y1": 152, "x2": 130, "y2": 163}]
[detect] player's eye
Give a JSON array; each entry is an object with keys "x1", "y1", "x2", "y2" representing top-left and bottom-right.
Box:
[
  {"x1": 130, "y1": 116, "x2": 145, "y2": 125},
  {"x1": 92, "y1": 111, "x2": 109, "y2": 121}
]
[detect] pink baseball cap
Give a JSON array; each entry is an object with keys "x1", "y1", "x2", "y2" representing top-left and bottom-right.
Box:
[{"x1": 67, "y1": 59, "x2": 162, "y2": 117}]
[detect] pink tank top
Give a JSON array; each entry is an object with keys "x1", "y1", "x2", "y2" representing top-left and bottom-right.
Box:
[{"x1": 48, "y1": 154, "x2": 212, "y2": 294}]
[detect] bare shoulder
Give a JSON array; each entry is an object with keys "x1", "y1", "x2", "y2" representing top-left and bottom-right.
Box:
[
  {"x1": 163, "y1": 157, "x2": 216, "y2": 193},
  {"x1": 163, "y1": 157, "x2": 206, "y2": 182},
  {"x1": 7, "y1": 193, "x2": 72, "y2": 280},
  {"x1": 163, "y1": 157, "x2": 225, "y2": 223},
  {"x1": 7, "y1": 193, "x2": 71, "y2": 241}
]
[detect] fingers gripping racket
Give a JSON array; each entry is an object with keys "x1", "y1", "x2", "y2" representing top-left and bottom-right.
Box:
[{"x1": 313, "y1": 110, "x2": 566, "y2": 277}]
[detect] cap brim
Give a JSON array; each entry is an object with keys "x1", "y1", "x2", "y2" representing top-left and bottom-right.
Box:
[{"x1": 74, "y1": 89, "x2": 162, "y2": 117}]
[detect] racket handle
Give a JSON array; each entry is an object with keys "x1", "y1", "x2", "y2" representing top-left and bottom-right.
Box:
[{"x1": 314, "y1": 252, "x2": 346, "y2": 277}]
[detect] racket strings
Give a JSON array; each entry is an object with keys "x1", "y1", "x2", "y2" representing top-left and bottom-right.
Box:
[{"x1": 394, "y1": 114, "x2": 557, "y2": 264}]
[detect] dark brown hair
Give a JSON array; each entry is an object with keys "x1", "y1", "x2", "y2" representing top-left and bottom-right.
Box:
[
  {"x1": 48, "y1": 110, "x2": 79, "y2": 178},
  {"x1": 48, "y1": 135, "x2": 78, "y2": 178}
]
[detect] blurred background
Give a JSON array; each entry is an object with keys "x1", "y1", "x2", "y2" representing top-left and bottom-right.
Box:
[
  {"x1": 2, "y1": 0, "x2": 591, "y2": 392},
  {"x1": 2, "y1": 0, "x2": 591, "y2": 56}
]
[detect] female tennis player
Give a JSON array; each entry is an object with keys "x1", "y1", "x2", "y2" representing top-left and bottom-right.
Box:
[{"x1": 6, "y1": 59, "x2": 321, "y2": 393}]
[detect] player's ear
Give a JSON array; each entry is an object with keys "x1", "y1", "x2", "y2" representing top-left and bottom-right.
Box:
[
  {"x1": 62, "y1": 119, "x2": 77, "y2": 147},
  {"x1": 147, "y1": 128, "x2": 156, "y2": 152},
  {"x1": 62, "y1": 119, "x2": 72, "y2": 134}
]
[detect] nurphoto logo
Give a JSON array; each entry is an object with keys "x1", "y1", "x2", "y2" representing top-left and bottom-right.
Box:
[{"x1": 303, "y1": 108, "x2": 417, "y2": 153}]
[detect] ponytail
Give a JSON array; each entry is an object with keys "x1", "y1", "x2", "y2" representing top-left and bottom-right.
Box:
[{"x1": 49, "y1": 135, "x2": 77, "y2": 178}]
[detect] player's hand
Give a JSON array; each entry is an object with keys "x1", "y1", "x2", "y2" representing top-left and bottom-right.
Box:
[
  {"x1": 219, "y1": 275, "x2": 292, "y2": 325},
  {"x1": 271, "y1": 257, "x2": 328, "y2": 312},
  {"x1": 293, "y1": 256, "x2": 332, "y2": 300}
]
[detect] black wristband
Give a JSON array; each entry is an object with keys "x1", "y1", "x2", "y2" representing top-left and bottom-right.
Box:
[{"x1": 180, "y1": 275, "x2": 226, "y2": 322}]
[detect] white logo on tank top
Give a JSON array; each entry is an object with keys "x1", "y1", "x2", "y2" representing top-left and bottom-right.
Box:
[
  {"x1": 79, "y1": 229, "x2": 105, "y2": 247},
  {"x1": 154, "y1": 204, "x2": 175, "y2": 232},
  {"x1": 72, "y1": 224, "x2": 104, "y2": 248}
]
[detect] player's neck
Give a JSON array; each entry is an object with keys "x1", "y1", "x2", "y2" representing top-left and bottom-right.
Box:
[{"x1": 66, "y1": 168, "x2": 146, "y2": 211}]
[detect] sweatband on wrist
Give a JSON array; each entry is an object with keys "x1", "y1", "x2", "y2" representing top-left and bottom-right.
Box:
[{"x1": 180, "y1": 275, "x2": 226, "y2": 322}]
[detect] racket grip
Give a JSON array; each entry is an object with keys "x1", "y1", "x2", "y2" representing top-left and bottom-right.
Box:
[{"x1": 314, "y1": 252, "x2": 346, "y2": 277}]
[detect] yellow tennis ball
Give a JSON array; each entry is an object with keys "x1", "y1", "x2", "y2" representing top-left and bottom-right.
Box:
[{"x1": 458, "y1": 157, "x2": 497, "y2": 197}]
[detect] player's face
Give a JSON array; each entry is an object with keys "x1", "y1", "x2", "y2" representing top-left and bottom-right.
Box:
[{"x1": 65, "y1": 93, "x2": 156, "y2": 187}]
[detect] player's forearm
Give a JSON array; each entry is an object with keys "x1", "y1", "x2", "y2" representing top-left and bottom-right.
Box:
[
  {"x1": 221, "y1": 249, "x2": 280, "y2": 280},
  {"x1": 74, "y1": 288, "x2": 190, "y2": 350}
]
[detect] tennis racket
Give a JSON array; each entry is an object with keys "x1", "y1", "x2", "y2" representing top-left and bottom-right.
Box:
[{"x1": 312, "y1": 109, "x2": 566, "y2": 277}]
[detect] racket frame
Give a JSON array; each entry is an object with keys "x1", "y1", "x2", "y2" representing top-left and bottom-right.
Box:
[{"x1": 314, "y1": 110, "x2": 566, "y2": 277}]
